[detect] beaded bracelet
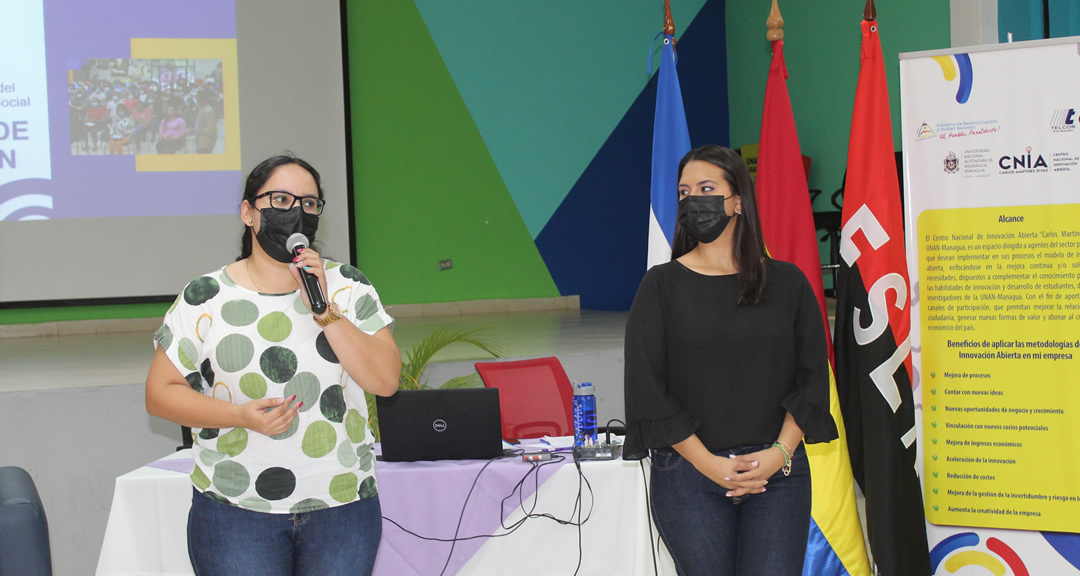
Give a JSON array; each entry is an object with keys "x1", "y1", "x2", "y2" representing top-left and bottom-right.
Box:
[{"x1": 772, "y1": 441, "x2": 792, "y2": 476}]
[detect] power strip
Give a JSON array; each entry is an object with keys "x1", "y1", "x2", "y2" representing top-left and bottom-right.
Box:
[{"x1": 575, "y1": 443, "x2": 620, "y2": 460}]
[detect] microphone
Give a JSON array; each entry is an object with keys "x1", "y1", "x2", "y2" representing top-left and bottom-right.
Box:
[{"x1": 286, "y1": 233, "x2": 327, "y2": 315}]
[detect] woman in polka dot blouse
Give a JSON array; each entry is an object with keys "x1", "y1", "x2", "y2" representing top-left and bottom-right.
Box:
[{"x1": 146, "y1": 154, "x2": 402, "y2": 576}]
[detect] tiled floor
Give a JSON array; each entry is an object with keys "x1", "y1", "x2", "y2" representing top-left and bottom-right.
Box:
[{"x1": 0, "y1": 309, "x2": 629, "y2": 392}]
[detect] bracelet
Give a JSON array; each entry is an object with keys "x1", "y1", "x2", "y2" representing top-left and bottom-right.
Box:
[{"x1": 771, "y1": 442, "x2": 792, "y2": 477}]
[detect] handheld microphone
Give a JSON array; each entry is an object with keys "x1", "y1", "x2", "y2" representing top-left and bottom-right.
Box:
[{"x1": 286, "y1": 233, "x2": 327, "y2": 315}]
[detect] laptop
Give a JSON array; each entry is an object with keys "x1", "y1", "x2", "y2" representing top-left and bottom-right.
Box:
[{"x1": 376, "y1": 388, "x2": 505, "y2": 462}]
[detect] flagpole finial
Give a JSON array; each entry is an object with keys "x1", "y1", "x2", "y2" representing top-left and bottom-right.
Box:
[
  {"x1": 766, "y1": 0, "x2": 784, "y2": 42},
  {"x1": 664, "y1": 0, "x2": 676, "y2": 36},
  {"x1": 863, "y1": 0, "x2": 877, "y2": 21}
]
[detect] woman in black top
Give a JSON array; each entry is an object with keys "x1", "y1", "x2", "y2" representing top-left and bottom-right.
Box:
[{"x1": 624, "y1": 145, "x2": 837, "y2": 576}]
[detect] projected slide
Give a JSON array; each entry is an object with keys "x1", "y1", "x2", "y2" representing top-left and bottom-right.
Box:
[{"x1": 0, "y1": 0, "x2": 241, "y2": 222}]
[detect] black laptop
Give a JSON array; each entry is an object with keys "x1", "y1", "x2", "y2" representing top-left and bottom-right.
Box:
[{"x1": 376, "y1": 388, "x2": 504, "y2": 462}]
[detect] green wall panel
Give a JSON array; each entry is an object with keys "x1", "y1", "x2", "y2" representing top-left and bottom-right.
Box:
[
  {"x1": 348, "y1": 0, "x2": 560, "y2": 304},
  {"x1": 0, "y1": 302, "x2": 170, "y2": 325},
  {"x1": 412, "y1": 0, "x2": 707, "y2": 238}
]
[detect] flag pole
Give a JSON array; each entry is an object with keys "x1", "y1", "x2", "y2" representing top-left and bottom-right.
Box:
[
  {"x1": 864, "y1": 0, "x2": 876, "y2": 21},
  {"x1": 766, "y1": 0, "x2": 784, "y2": 42}
]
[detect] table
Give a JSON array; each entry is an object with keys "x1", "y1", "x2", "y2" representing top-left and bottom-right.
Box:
[{"x1": 97, "y1": 448, "x2": 676, "y2": 576}]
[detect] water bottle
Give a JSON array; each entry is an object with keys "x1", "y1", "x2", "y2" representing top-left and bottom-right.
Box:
[{"x1": 572, "y1": 382, "x2": 598, "y2": 448}]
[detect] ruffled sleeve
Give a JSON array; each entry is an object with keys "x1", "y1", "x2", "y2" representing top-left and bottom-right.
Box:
[
  {"x1": 622, "y1": 268, "x2": 699, "y2": 460},
  {"x1": 780, "y1": 272, "x2": 839, "y2": 444}
]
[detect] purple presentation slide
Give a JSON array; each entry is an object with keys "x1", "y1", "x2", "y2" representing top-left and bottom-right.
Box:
[{"x1": 0, "y1": 0, "x2": 239, "y2": 222}]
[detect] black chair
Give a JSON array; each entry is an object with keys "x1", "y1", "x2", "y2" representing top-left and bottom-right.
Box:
[
  {"x1": 0, "y1": 467, "x2": 52, "y2": 576},
  {"x1": 179, "y1": 426, "x2": 194, "y2": 451}
]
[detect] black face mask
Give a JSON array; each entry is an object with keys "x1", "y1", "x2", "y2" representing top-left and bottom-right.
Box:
[
  {"x1": 254, "y1": 206, "x2": 320, "y2": 263},
  {"x1": 678, "y1": 195, "x2": 734, "y2": 244}
]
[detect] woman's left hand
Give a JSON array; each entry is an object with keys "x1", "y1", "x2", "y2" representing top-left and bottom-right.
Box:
[
  {"x1": 288, "y1": 246, "x2": 329, "y2": 315},
  {"x1": 725, "y1": 447, "x2": 787, "y2": 496}
]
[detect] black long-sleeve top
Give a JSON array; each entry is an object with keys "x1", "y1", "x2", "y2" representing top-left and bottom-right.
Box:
[{"x1": 623, "y1": 259, "x2": 838, "y2": 460}]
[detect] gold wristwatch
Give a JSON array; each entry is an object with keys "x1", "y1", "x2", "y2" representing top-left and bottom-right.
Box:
[{"x1": 315, "y1": 302, "x2": 343, "y2": 327}]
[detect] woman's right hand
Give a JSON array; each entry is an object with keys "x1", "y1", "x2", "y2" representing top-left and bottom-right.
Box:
[{"x1": 238, "y1": 395, "x2": 301, "y2": 436}]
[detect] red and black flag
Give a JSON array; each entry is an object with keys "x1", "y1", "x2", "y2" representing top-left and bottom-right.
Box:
[{"x1": 834, "y1": 3, "x2": 931, "y2": 575}]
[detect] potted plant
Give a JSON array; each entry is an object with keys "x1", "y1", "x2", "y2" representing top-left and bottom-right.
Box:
[{"x1": 366, "y1": 323, "x2": 506, "y2": 440}]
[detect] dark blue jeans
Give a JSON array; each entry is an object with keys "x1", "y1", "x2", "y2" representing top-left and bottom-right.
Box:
[
  {"x1": 187, "y1": 488, "x2": 382, "y2": 576},
  {"x1": 650, "y1": 442, "x2": 811, "y2": 576}
]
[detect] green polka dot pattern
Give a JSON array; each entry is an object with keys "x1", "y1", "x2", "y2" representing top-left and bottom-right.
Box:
[
  {"x1": 221, "y1": 299, "x2": 259, "y2": 326},
  {"x1": 260, "y1": 346, "x2": 298, "y2": 383},
  {"x1": 239, "y1": 497, "x2": 272, "y2": 513},
  {"x1": 353, "y1": 294, "x2": 378, "y2": 322},
  {"x1": 239, "y1": 373, "x2": 267, "y2": 399},
  {"x1": 269, "y1": 412, "x2": 300, "y2": 440},
  {"x1": 358, "y1": 476, "x2": 377, "y2": 500},
  {"x1": 217, "y1": 427, "x2": 248, "y2": 457},
  {"x1": 338, "y1": 265, "x2": 369, "y2": 285},
  {"x1": 257, "y1": 311, "x2": 293, "y2": 342},
  {"x1": 155, "y1": 325, "x2": 173, "y2": 351},
  {"x1": 191, "y1": 465, "x2": 211, "y2": 490},
  {"x1": 302, "y1": 421, "x2": 337, "y2": 458},
  {"x1": 178, "y1": 338, "x2": 198, "y2": 371},
  {"x1": 283, "y1": 372, "x2": 320, "y2": 413},
  {"x1": 212, "y1": 460, "x2": 250, "y2": 497},
  {"x1": 215, "y1": 334, "x2": 254, "y2": 373},
  {"x1": 319, "y1": 385, "x2": 346, "y2": 423},
  {"x1": 358, "y1": 444, "x2": 375, "y2": 473},
  {"x1": 292, "y1": 295, "x2": 310, "y2": 315},
  {"x1": 337, "y1": 439, "x2": 358, "y2": 468},
  {"x1": 184, "y1": 277, "x2": 220, "y2": 306},
  {"x1": 199, "y1": 449, "x2": 226, "y2": 466},
  {"x1": 218, "y1": 270, "x2": 237, "y2": 287},
  {"x1": 329, "y1": 473, "x2": 358, "y2": 503},
  {"x1": 255, "y1": 467, "x2": 296, "y2": 501},
  {"x1": 345, "y1": 409, "x2": 367, "y2": 443},
  {"x1": 290, "y1": 498, "x2": 329, "y2": 513}
]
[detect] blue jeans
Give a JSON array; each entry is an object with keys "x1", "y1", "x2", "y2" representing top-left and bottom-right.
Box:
[
  {"x1": 650, "y1": 442, "x2": 811, "y2": 576},
  {"x1": 187, "y1": 488, "x2": 382, "y2": 576}
]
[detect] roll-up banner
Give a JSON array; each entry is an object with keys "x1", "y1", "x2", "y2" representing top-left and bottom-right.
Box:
[{"x1": 901, "y1": 37, "x2": 1080, "y2": 575}]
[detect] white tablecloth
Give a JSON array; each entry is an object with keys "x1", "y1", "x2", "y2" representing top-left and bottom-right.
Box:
[{"x1": 96, "y1": 450, "x2": 676, "y2": 576}]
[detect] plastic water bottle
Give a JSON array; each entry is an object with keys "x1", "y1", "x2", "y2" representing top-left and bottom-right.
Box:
[{"x1": 572, "y1": 382, "x2": 598, "y2": 448}]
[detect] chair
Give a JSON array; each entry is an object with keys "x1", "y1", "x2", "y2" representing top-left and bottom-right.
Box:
[
  {"x1": 474, "y1": 357, "x2": 574, "y2": 440},
  {"x1": 0, "y1": 467, "x2": 52, "y2": 576}
]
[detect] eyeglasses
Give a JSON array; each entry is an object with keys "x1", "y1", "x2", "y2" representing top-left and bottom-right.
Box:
[{"x1": 254, "y1": 190, "x2": 325, "y2": 215}]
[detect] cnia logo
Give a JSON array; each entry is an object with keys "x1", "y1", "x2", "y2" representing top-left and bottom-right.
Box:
[
  {"x1": 999, "y1": 146, "x2": 1048, "y2": 172},
  {"x1": 432, "y1": 419, "x2": 447, "y2": 432}
]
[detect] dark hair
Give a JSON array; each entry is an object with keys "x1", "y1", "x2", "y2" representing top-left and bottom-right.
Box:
[
  {"x1": 236, "y1": 153, "x2": 325, "y2": 261},
  {"x1": 671, "y1": 145, "x2": 768, "y2": 304}
]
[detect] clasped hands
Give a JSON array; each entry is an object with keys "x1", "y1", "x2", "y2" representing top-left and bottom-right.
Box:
[{"x1": 697, "y1": 446, "x2": 786, "y2": 497}]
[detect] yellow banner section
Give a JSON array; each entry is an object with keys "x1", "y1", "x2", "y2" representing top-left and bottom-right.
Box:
[{"x1": 920, "y1": 204, "x2": 1080, "y2": 532}]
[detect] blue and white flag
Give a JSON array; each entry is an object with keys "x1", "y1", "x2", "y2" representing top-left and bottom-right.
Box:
[{"x1": 647, "y1": 33, "x2": 691, "y2": 269}]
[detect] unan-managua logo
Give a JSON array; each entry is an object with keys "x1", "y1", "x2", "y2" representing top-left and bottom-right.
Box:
[
  {"x1": 999, "y1": 146, "x2": 1048, "y2": 171},
  {"x1": 944, "y1": 151, "x2": 959, "y2": 174}
]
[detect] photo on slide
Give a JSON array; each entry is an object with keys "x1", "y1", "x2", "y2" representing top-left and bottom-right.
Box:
[{"x1": 69, "y1": 58, "x2": 225, "y2": 157}]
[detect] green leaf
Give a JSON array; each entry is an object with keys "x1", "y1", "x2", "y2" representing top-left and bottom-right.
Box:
[{"x1": 439, "y1": 373, "x2": 484, "y2": 389}]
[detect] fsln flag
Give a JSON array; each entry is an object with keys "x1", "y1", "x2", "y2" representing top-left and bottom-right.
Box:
[
  {"x1": 647, "y1": 4, "x2": 690, "y2": 269},
  {"x1": 834, "y1": 15, "x2": 931, "y2": 576},
  {"x1": 754, "y1": 37, "x2": 871, "y2": 576}
]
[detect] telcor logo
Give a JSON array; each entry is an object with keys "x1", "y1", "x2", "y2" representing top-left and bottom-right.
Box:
[{"x1": 1051, "y1": 109, "x2": 1076, "y2": 133}]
